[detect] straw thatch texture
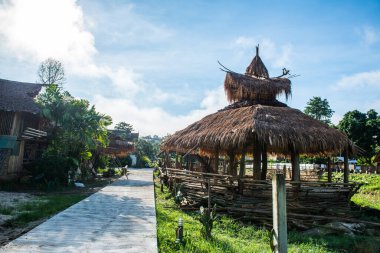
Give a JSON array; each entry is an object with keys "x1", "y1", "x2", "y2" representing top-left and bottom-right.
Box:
[
  {"x1": 161, "y1": 104, "x2": 354, "y2": 156},
  {"x1": 245, "y1": 54, "x2": 269, "y2": 78},
  {"x1": 224, "y1": 72, "x2": 291, "y2": 103},
  {"x1": 99, "y1": 130, "x2": 137, "y2": 156}
]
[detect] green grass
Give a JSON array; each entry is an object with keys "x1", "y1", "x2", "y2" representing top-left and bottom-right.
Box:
[
  {"x1": 156, "y1": 183, "x2": 379, "y2": 253},
  {"x1": 4, "y1": 194, "x2": 87, "y2": 227},
  {"x1": 349, "y1": 174, "x2": 380, "y2": 210},
  {"x1": 0, "y1": 205, "x2": 13, "y2": 215}
]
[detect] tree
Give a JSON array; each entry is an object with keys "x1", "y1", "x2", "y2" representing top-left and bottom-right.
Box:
[
  {"x1": 304, "y1": 97, "x2": 334, "y2": 124},
  {"x1": 37, "y1": 58, "x2": 66, "y2": 86},
  {"x1": 115, "y1": 122, "x2": 134, "y2": 133},
  {"x1": 36, "y1": 84, "x2": 112, "y2": 183},
  {"x1": 338, "y1": 109, "x2": 380, "y2": 165}
]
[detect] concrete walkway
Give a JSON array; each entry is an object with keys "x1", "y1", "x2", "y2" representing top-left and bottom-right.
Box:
[{"x1": 1, "y1": 168, "x2": 157, "y2": 253}]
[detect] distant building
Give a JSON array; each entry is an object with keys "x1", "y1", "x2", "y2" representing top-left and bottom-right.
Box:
[
  {"x1": 0, "y1": 79, "x2": 47, "y2": 180},
  {"x1": 99, "y1": 130, "x2": 138, "y2": 157}
]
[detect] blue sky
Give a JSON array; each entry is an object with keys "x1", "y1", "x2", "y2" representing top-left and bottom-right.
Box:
[{"x1": 0, "y1": 0, "x2": 379, "y2": 135}]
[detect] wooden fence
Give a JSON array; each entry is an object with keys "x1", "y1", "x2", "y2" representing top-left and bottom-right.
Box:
[{"x1": 162, "y1": 168, "x2": 373, "y2": 229}]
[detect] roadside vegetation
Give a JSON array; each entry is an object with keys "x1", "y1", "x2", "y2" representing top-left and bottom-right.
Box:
[
  {"x1": 1, "y1": 194, "x2": 87, "y2": 227},
  {"x1": 155, "y1": 174, "x2": 380, "y2": 253},
  {"x1": 349, "y1": 174, "x2": 380, "y2": 211}
]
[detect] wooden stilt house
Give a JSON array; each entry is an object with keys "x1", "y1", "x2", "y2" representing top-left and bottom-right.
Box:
[{"x1": 0, "y1": 79, "x2": 47, "y2": 180}]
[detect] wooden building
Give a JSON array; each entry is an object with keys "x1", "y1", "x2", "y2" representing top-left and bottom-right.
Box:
[
  {"x1": 0, "y1": 79, "x2": 47, "y2": 180},
  {"x1": 100, "y1": 130, "x2": 138, "y2": 157}
]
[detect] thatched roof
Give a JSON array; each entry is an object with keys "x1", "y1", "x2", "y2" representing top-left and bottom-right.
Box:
[
  {"x1": 0, "y1": 78, "x2": 42, "y2": 114},
  {"x1": 224, "y1": 46, "x2": 291, "y2": 104},
  {"x1": 161, "y1": 104, "x2": 355, "y2": 156},
  {"x1": 245, "y1": 46, "x2": 269, "y2": 78},
  {"x1": 100, "y1": 130, "x2": 136, "y2": 156},
  {"x1": 224, "y1": 72, "x2": 291, "y2": 103},
  {"x1": 161, "y1": 50, "x2": 355, "y2": 157}
]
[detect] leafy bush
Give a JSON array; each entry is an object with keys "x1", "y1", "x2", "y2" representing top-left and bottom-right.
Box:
[
  {"x1": 136, "y1": 155, "x2": 151, "y2": 168},
  {"x1": 30, "y1": 151, "x2": 76, "y2": 187}
]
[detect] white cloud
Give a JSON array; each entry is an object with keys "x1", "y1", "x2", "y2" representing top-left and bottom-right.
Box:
[
  {"x1": 234, "y1": 36, "x2": 293, "y2": 68},
  {"x1": 335, "y1": 71, "x2": 380, "y2": 90},
  {"x1": 0, "y1": 0, "x2": 230, "y2": 136},
  {"x1": 94, "y1": 85, "x2": 227, "y2": 136},
  {"x1": 359, "y1": 26, "x2": 380, "y2": 45},
  {"x1": 0, "y1": 0, "x2": 95, "y2": 66},
  {"x1": 0, "y1": 0, "x2": 142, "y2": 94}
]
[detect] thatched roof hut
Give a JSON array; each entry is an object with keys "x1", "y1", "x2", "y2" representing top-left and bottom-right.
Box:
[
  {"x1": 0, "y1": 78, "x2": 46, "y2": 180},
  {"x1": 100, "y1": 130, "x2": 138, "y2": 157},
  {"x1": 161, "y1": 46, "x2": 354, "y2": 182},
  {"x1": 0, "y1": 78, "x2": 42, "y2": 114},
  {"x1": 162, "y1": 105, "x2": 353, "y2": 156}
]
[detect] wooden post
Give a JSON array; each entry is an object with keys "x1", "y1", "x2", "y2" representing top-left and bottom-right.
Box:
[
  {"x1": 253, "y1": 139, "x2": 262, "y2": 179},
  {"x1": 228, "y1": 150, "x2": 236, "y2": 176},
  {"x1": 343, "y1": 149, "x2": 349, "y2": 183},
  {"x1": 291, "y1": 151, "x2": 300, "y2": 181},
  {"x1": 207, "y1": 179, "x2": 211, "y2": 214},
  {"x1": 179, "y1": 155, "x2": 183, "y2": 170},
  {"x1": 222, "y1": 157, "x2": 226, "y2": 175},
  {"x1": 214, "y1": 149, "x2": 219, "y2": 174},
  {"x1": 175, "y1": 153, "x2": 179, "y2": 169},
  {"x1": 327, "y1": 157, "x2": 332, "y2": 183},
  {"x1": 186, "y1": 156, "x2": 190, "y2": 170},
  {"x1": 261, "y1": 144, "x2": 268, "y2": 180},
  {"x1": 239, "y1": 145, "x2": 247, "y2": 177},
  {"x1": 190, "y1": 155, "x2": 194, "y2": 171},
  {"x1": 283, "y1": 165, "x2": 287, "y2": 179},
  {"x1": 272, "y1": 174, "x2": 287, "y2": 253},
  {"x1": 165, "y1": 152, "x2": 169, "y2": 168}
]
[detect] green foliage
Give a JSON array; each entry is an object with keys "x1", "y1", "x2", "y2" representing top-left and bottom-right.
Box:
[
  {"x1": 31, "y1": 150, "x2": 75, "y2": 187},
  {"x1": 0, "y1": 205, "x2": 12, "y2": 215},
  {"x1": 36, "y1": 83, "x2": 112, "y2": 184},
  {"x1": 304, "y1": 96, "x2": 334, "y2": 124},
  {"x1": 199, "y1": 204, "x2": 217, "y2": 239},
  {"x1": 349, "y1": 174, "x2": 380, "y2": 210},
  {"x1": 114, "y1": 121, "x2": 134, "y2": 133},
  {"x1": 338, "y1": 109, "x2": 380, "y2": 165},
  {"x1": 321, "y1": 172, "x2": 380, "y2": 211},
  {"x1": 135, "y1": 139, "x2": 155, "y2": 167},
  {"x1": 299, "y1": 155, "x2": 327, "y2": 164}
]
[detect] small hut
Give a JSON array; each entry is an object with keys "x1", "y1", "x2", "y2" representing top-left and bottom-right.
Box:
[
  {"x1": 99, "y1": 130, "x2": 138, "y2": 157},
  {"x1": 161, "y1": 47, "x2": 355, "y2": 183},
  {"x1": 0, "y1": 78, "x2": 47, "y2": 180}
]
